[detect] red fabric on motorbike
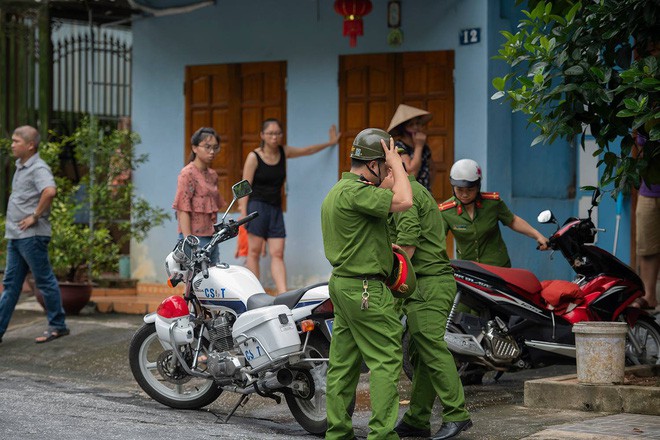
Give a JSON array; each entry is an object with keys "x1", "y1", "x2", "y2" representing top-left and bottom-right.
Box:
[
  {"x1": 475, "y1": 263, "x2": 542, "y2": 295},
  {"x1": 540, "y1": 280, "x2": 585, "y2": 312},
  {"x1": 236, "y1": 225, "x2": 248, "y2": 258}
]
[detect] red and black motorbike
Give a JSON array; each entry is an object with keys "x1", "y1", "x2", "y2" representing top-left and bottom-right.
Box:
[{"x1": 403, "y1": 190, "x2": 660, "y2": 384}]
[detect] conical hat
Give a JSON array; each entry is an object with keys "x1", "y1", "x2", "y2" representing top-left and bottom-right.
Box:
[{"x1": 387, "y1": 104, "x2": 433, "y2": 133}]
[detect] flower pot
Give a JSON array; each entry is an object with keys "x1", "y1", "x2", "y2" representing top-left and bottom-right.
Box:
[{"x1": 35, "y1": 282, "x2": 93, "y2": 315}]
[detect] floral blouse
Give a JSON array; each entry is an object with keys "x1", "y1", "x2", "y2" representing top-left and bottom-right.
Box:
[{"x1": 172, "y1": 162, "x2": 225, "y2": 236}]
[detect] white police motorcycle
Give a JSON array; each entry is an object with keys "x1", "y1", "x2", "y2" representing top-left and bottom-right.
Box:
[{"x1": 128, "y1": 180, "x2": 332, "y2": 434}]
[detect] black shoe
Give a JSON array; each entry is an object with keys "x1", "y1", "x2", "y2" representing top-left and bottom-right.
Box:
[
  {"x1": 430, "y1": 420, "x2": 473, "y2": 440},
  {"x1": 394, "y1": 420, "x2": 431, "y2": 438}
]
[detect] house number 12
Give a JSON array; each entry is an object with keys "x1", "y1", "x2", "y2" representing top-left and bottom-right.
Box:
[{"x1": 460, "y1": 28, "x2": 480, "y2": 45}]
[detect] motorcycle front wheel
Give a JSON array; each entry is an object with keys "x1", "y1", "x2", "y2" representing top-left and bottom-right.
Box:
[
  {"x1": 625, "y1": 315, "x2": 660, "y2": 365},
  {"x1": 128, "y1": 323, "x2": 222, "y2": 409}
]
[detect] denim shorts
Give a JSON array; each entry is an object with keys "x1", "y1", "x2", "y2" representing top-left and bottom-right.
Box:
[{"x1": 245, "y1": 200, "x2": 286, "y2": 239}]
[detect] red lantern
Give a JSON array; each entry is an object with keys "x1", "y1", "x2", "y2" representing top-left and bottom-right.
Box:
[{"x1": 334, "y1": 0, "x2": 373, "y2": 47}]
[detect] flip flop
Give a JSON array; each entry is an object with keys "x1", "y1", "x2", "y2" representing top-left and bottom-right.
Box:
[
  {"x1": 35, "y1": 328, "x2": 70, "y2": 343},
  {"x1": 631, "y1": 297, "x2": 657, "y2": 310}
]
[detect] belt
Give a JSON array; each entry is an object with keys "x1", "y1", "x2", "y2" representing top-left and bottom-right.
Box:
[
  {"x1": 357, "y1": 275, "x2": 387, "y2": 282},
  {"x1": 334, "y1": 274, "x2": 387, "y2": 282}
]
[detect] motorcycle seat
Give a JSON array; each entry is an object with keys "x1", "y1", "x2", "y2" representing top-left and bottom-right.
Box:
[
  {"x1": 451, "y1": 260, "x2": 542, "y2": 296},
  {"x1": 246, "y1": 282, "x2": 328, "y2": 311}
]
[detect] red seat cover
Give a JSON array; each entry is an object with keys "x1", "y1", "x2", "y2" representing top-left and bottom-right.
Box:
[{"x1": 476, "y1": 263, "x2": 542, "y2": 295}]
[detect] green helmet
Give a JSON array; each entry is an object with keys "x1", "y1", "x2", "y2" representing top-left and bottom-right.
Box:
[{"x1": 350, "y1": 128, "x2": 390, "y2": 161}]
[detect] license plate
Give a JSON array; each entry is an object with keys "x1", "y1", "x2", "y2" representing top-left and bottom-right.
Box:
[
  {"x1": 242, "y1": 339, "x2": 264, "y2": 361},
  {"x1": 326, "y1": 319, "x2": 334, "y2": 336}
]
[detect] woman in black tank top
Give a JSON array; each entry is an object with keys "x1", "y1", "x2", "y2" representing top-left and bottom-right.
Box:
[{"x1": 238, "y1": 118, "x2": 340, "y2": 294}]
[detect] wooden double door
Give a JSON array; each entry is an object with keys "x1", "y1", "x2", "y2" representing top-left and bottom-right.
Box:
[
  {"x1": 338, "y1": 51, "x2": 455, "y2": 203},
  {"x1": 184, "y1": 50, "x2": 455, "y2": 205}
]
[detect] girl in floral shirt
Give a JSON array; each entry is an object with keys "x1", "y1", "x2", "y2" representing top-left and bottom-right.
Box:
[{"x1": 173, "y1": 127, "x2": 227, "y2": 263}]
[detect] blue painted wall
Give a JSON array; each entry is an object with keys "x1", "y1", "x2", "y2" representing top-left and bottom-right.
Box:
[{"x1": 130, "y1": 0, "x2": 632, "y2": 286}]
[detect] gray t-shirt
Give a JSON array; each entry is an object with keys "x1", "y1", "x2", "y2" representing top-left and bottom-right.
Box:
[{"x1": 5, "y1": 153, "x2": 56, "y2": 239}]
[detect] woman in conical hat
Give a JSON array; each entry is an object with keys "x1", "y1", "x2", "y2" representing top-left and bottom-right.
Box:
[{"x1": 387, "y1": 104, "x2": 434, "y2": 191}]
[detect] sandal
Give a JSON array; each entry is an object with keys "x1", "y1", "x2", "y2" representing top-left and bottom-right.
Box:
[
  {"x1": 630, "y1": 297, "x2": 657, "y2": 310},
  {"x1": 35, "y1": 328, "x2": 70, "y2": 343}
]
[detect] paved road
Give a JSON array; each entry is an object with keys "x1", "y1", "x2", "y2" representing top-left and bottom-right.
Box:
[{"x1": 0, "y1": 296, "x2": 636, "y2": 439}]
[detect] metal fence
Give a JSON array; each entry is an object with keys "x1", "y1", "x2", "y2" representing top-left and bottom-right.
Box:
[
  {"x1": 0, "y1": 8, "x2": 132, "y2": 214},
  {"x1": 51, "y1": 26, "x2": 132, "y2": 136}
]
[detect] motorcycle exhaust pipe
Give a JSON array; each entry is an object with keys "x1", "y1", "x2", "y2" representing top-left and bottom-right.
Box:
[{"x1": 259, "y1": 368, "x2": 294, "y2": 392}]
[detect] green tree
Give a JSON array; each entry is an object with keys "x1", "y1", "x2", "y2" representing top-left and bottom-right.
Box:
[
  {"x1": 492, "y1": 0, "x2": 660, "y2": 196},
  {"x1": 41, "y1": 118, "x2": 170, "y2": 282}
]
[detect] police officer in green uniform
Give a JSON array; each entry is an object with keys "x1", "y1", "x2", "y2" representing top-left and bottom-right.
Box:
[
  {"x1": 439, "y1": 159, "x2": 549, "y2": 267},
  {"x1": 321, "y1": 128, "x2": 412, "y2": 440},
  {"x1": 381, "y1": 164, "x2": 472, "y2": 439}
]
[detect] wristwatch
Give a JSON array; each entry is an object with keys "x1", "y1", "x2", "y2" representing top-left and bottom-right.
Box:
[{"x1": 32, "y1": 212, "x2": 39, "y2": 222}]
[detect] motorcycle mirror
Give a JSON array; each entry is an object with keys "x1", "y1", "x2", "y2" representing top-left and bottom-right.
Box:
[
  {"x1": 232, "y1": 180, "x2": 252, "y2": 199},
  {"x1": 219, "y1": 180, "x2": 253, "y2": 224},
  {"x1": 537, "y1": 210, "x2": 557, "y2": 224}
]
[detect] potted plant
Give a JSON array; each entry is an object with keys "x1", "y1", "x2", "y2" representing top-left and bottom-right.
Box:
[{"x1": 32, "y1": 117, "x2": 168, "y2": 314}]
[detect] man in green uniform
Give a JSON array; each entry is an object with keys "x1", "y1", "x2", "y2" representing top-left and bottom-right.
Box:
[
  {"x1": 439, "y1": 159, "x2": 548, "y2": 267},
  {"x1": 382, "y1": 166, "x2": 472, "y2": 439},
  {"x1": 321, "y1": 128, "x2": 412, "y2": 440}
]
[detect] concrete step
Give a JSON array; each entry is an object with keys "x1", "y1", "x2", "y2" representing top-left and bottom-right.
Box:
[
  {"x1": 524, "y1": 364, "x2": 660, "y2": 416},
  {"x1": 90, "y1": 282, "x2": 277, "y2": 315},
  {"x1": 93, "y1": 295, "x2": 166, "y2": 315},
  {"x1": 91, "y1": 282, "x2": 184, "y2": 315}
]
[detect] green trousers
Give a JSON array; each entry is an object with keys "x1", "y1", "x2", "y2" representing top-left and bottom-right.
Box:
[
  {"x1": 325, "y1": 275, "x2": 402, "y2": 440},
  {"x1": 402, "y1": 276, "x2": 470, "y2": 429}
]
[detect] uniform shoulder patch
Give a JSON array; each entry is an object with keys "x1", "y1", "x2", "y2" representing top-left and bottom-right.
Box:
[
  {"x1": 480, "y1": 192, "x2": 501, "y2": 200},
  {"x1": 438, "y1": 200, "x2": 458, "y2": 211}
]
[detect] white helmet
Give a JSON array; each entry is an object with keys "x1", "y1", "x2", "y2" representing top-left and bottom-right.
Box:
[{"x1": 450, "y1": 159, "x2": 482, "y2": 188}]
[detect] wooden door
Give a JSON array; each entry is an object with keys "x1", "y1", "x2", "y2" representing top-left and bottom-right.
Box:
[
  {"x1": 338, "y1": 50, "x2": 455, "y2": 254},
  {"x1": 339, "y1": 51, "x2": 454, "y2": 203},
  {"x1": 338, "y1": 54, "x2": 396, "y2": 173},
  {"x1": 398, "y1": 51, "x2": 454, "y2": 201},
  {"x1": 184, "y1": 62, "x2": 286, "y2": 205}
]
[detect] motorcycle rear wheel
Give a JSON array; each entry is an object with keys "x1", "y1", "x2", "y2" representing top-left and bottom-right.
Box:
[
  {"x1": 402, "y1": 324, "x2": 486, "y2": 386},
  {"x1": 285, "y1": 333, "x2": 331, "y2": 436},
  {"x1": 625, "y1": 315, "x2": 660, "y2": 365},
  {"x1": 128, "y1": 323, "x2": 222, "y2": 409}
]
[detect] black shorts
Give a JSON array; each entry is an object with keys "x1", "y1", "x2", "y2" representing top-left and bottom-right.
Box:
[{"x1": 245, "y1": 200, "x2": 286, "y2": 239}]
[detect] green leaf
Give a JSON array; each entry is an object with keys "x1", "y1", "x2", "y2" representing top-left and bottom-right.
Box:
[
  {"x1": 492, "y1": 76, "x2": 506, "y2": 91},
  {"x1": 491, "y1": 91, "x2": 506, "y2": 100},
  {"x1": 531, "y1": 134, "x2": 546, "y2": 146},
  {"x1": 602, "y1": 28, "x2": 618, "y2": 39},
  {"x1": 650, "y1": 127, "x2": 660, "y2": 141},
  {"x1": 565, "y1": 65, "x2": 584, "y2": 75},
  {"x1": 533, "y1": 71, "x2": 544, "y2": 85},
  {"x1": 589, "y1": 66, "x2": 605, "y2": 81},
  {"x1": 566, "y1": 2, "x2": 581, "y2": 23},
  {"x1": 623, "y1": 98, "x2": 639, "y2": 110}
]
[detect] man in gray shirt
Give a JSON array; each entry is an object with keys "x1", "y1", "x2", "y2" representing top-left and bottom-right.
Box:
[{"x1": 0, "y1": 125, "x2": 69, "y2": 343}]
